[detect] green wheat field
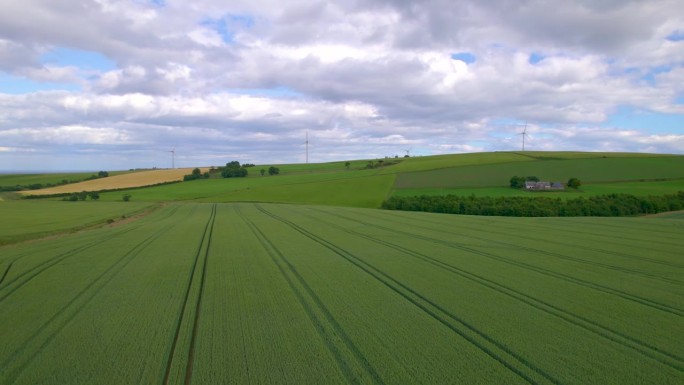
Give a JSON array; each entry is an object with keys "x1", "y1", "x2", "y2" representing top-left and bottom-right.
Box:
[{"x1": 1, "y1": 151, "x2": 683, "y2": 384}]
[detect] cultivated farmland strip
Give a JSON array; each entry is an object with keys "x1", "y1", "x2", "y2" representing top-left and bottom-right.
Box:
[
  {"x1": 334, "y1": 209, "x2": 684, "y2": 316},
  {"x1": 302, "y1": 207, "x2": 684, "y2": 372},
  {"x1": 236, "y1": 205, "x2": 385, "y2": 385},
  {"x1": 255, "y1": 204, "x2": 560, "y2": 385},
  {"x1": 369, "y1": 210, "x2": 684, "y2": 283},
  {"x1": 1, "y1": 209, "x2": 186, "y2": 384},
  {"x1": 162, "y1": 203, "x2": 216, "y2": 385},
  {"x1": 0, "y1": 205, "x2": 183, "y2": 294}
]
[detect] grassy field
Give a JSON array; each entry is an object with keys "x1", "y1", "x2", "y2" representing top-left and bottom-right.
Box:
[
  {"x1": 0, "y1": 171, "x2": 129, "y2": 187},
  {"x1": 94, "y1": 169, "x2": 394, "y2": 208},
  {"x1": 46, "y1": 152, "x2": 672, "y2": 208},
  {"x1": 10, "y1": 152, "x2": 684, "y2": 207},
  {"x1": 1, "y1": 202, "x2": 682, "y2": 384},
  {"x1": 393, "y1": 179, "x2": 684, "y2": 198},
  {"x1": 0, "y1": 200, "x2": 154, "y2": 246},
  {"x1": 393, "y1": 156, "x2": 684, "y2": 189}
]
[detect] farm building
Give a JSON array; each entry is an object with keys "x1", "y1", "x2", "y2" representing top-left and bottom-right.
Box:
[{"x1": 525, "y1": 181, "x2": 564, "y2": 190}]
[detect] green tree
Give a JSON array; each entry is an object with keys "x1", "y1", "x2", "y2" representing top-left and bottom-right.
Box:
[
  {"x1": 345, "y1": 161, "x2": 350, "y2": 169},
  {"x1": 567, "y1": 177, "x2": 581, "y2": 189},
  {"x1": 98, "y1": 171, "x2": 109, "y2": 178},
  {"x1": 268, "y1": 166, "x2": 280, "y2": 175},
  {"x1": 510, "y1": 176, "x2": 526, "y2": 189},
  {"x1": 122, "y1": 194, "x2": 132, "y2": 202},
  {"x1": 89, "y1": 192, "x2": 100, "y2": 200},
  {"x1": 260, "y1": 169, "x2": 266, "y2": 176},
  {"x1": 221, "y1": 161, "x2": 248, "y2": 178},
  {"x1": 78, "y1": 191, "x2": 88, "y2": 201}
]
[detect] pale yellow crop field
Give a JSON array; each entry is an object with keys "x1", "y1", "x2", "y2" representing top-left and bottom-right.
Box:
[{"x1": 21, "y1": 168, "x2": 207, "y2": 195}]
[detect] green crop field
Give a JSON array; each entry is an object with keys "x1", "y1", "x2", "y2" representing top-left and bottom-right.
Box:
[
  {"x1": 393, "y1": 156, "x2": 684, "y2": 189},
  {"x1": 393, "y1": 179, "x2": 684, "y2": 199},
  {"x1": 0, "y1": 200, "x2": 154, "y2": 246},
  {"x1": 0, "y1": 171, "x2": 131, "y2": 187},
  {"x1": 1, "y1": 202, "x2": 683, "y2": 384},
  {"x1": 96, "y1": 169, "x2": 395, "y2": 208}
]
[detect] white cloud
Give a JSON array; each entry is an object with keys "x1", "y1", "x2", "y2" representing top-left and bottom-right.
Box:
[{"x1": 0, "y1": 0, "x2": 682, "y2": 170}]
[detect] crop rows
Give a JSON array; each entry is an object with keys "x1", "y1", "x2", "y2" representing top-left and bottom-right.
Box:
[{"x1": 1, "y1": 202, "x2": 683, "y2": 384}]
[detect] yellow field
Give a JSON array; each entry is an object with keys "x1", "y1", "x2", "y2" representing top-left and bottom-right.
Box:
[{"x1": 21, "y1": 168, "x2": 207, "y2": 196}]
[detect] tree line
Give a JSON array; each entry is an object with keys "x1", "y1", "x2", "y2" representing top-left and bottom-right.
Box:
[
  {"x1": 183, "y1": 161, "x2": 280, "y2": 181},
  {"x1": 0, "y1": 171, "x2": 109, "y2": 192},
  {"x1": 381, "y1": 192, "x2": 684, "y2": 217}
]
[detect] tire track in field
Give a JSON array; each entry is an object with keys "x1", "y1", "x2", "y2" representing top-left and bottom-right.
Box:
[
  {"x1": 343, "y1": 210, "x2": 684, "y2": 316},
  {"x1": 0, "y1": 205, "x2": 182, "y2": 296},
  {"x1": 379, "y1": 210, "x2": 684, "y2": 270},
  {"x1": 302, "y1": 208, "x2": 684, "y2": 373},
  {"x1": 412, "y1": 212, "x2": 684, "y2": 268},
  {"x1": 404, "y1": 218, "x2": 684, "y2": 285},
  {"x1": 451, "y1": 219, "x2": 684, "y2": 271},
  {"x1": 1, "y1": 212, "x2": 185, "y2": 384},
  {"x1": 0, "y1": 229, "x2": 136, "y2": 302},
  {"x1": 236, "y1": 206, "x2": 386, "y2": 385},
  {"x1": 184, "y1": 204, "x2": 216, "y2": 385},
  {"x1": 162, "y1": 204, "x2": 216, "y2": 385},
  {"x1": 491, "y1": 220, "x2": 684, "y2": 253},
  {"x1": 0, "y1": 262, "x2": 13, "y2": 286},
  {"x1": 255, "y1": 204, "x2": 560, "y2": 385}
]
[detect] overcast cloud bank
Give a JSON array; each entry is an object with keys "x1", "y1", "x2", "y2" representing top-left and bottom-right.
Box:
[{"x1": 1, "y1": 0, "x2": 683, "y2": 170}]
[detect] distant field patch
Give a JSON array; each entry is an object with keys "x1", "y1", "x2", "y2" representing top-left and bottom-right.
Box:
[
  {"x1": 0, "y1": 172, "x2": 125, "y2": 187},
  {"x1": 393, "y1": 179, "x2": 684, "y2": 199},
  {"x1": 97, "y1": 169, "x2": 394, "y2": 208},
  {"x1": 21, "y1": 168, "x2": 207, "y2": 196},
  {"x1": 0, "y1": 200, "x2": 153, "y2": 245},
  {"x1": 394, "y1": 156, "x2": 684, "y2": 190}
]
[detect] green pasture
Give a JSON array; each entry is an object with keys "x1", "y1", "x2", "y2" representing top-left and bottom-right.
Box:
[
  {"x1": 97, "y1": 168, "x2": 394, "y2": 208},
  {"x1": 0, "y1": 170, "x2": 130, "y2": 188},
  {"x1": 1, "y1": 203, "x2": 682, "y2": 384},
  {"x1": 392, "y1": 179, "x2": 684, "y2": 199},
  {"x1": 9, "y1": 152, "x2": 684, "y2": 209},
  {"x1": 0, "y1": 200, "x2": 153, "y2": 246},
  {"x1": 103, "y1": 152, "x2": 684, "y2": 207},
  {"x1": 394, "y1": 156, "x2": 684, "y2": 189}
]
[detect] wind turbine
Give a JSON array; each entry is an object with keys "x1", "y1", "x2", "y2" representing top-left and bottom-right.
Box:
[
  {"x1": 305, "y1": 130, "x2": 309, "y2": 164},
  {"x1": 169, "y1": 147, "x2": 176, "y2": 169},
  {"x1": 404, "y1": 147, "x2": 412, "y2": 157},
  {"x1": 519, "y1": 123, "x2": 529, "y2": 152}
]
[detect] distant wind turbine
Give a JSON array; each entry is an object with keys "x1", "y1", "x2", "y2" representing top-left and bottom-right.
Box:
[
  {"x1": 169, "y1": 147, "x2": 176, "y2": 169},
  {"x1": 518, "y1": 123, "x2": 529, "y2": 151},
  {"x1": 305, "y1": 130, "x2": 309, "y2": 164},
  {"x1": 404, "y1": 147, "x2": 412, "y2": 157}
]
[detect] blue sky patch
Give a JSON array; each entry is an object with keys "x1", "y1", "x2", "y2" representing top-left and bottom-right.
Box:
[
  {"x1": 0, "y1": 72, "x2": 81, "y2": 94},
  {"x1": 202, "y1": 14, "x2": 254, "y2": 44},
  {"x1": 40, "y1": 47, "x2": 117, "y2": 72},
  {"x1": 451, "y1": 52, "x2": 476, "y2": 64},
  {"x1": 528, "y1": 53, "x2": 545, "y2": 64},
  {"x1": 604, "y1": 106, "x2": 684, "y2": 133},
  {"x1": 227, "y1": 86, "x2": 303, "y2": 98},
  {"x1": 639, "y1": 65, "x2": 672, "y2": 86},
  {"x1": 666, "y1": 30, "x2": 684, "y2": 42}
]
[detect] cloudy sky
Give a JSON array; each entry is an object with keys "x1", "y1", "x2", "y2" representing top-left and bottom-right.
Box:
[{"x1": 1, "y1": 0, "x2": 683, "y2": 171}]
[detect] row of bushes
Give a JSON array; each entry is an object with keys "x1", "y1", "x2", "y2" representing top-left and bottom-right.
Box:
[
  {"x1": 0, "y1": 171, "x2": 109, "y2": 192},
  {"x1": 381, "y1": 192, "x2": 684, "y2": 217}
]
